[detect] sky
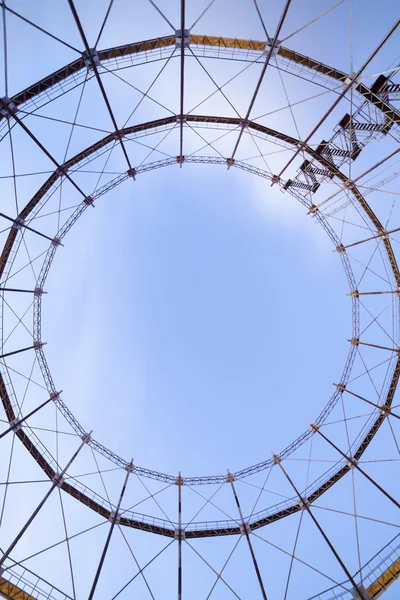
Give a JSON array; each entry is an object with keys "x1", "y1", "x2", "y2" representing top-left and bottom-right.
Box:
[{"x1": 0, "y1": 1, "x2": 399, "y2": 599}]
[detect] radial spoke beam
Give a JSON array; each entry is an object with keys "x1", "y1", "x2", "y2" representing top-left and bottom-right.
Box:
[
  {"x1": 0, "y1": 391, "x2": 61, "y2": 441},
  {"x1": 0, "y1": 342, "x2": 46, "y2": 360},
  {"x1": 0, "y1": 2, "x2": 81, "y2": 54},
  {"x1": 348, "y1": 339, "x2": 399, "y2": 353},
  {"x1": 227, "y1": 471, "x2": 268, "y2": 600},
  {"x1": 311, "y1": 425, "x2": 400, "y2": 509},
  {"x1": 67, "y1": 0, "x2": 133, "y2": 172},
  {"x1": 273, "y1": 455, "x2": 365, "y2": 598},
  {"x1": 87, "y1": 460, "x2": 133, "y2": 600},
  {"x1": 228, "y1": 0, "x2": 293, "y2": 163},
  {"x1": 338, "y1": 226, "x2": 400, "y2": 251},
  {"x1": 0, "y1": 287, "x2": 46, "y2": 294},
  {"x1": 334, "y1": 383, "x2": 400, "y2": 420},
  {"x1": 347, "y1": 290, "x2": 400, "y2": 296},
  {"x1": 0, "y1": 98, "x2": 87, "y2": 200},
  {"x1": 0, "y1": 211, "x2": 60, "y2": 244},
  {"x1": 0, "y1": 431, "x2": 91, "y2": 569}
]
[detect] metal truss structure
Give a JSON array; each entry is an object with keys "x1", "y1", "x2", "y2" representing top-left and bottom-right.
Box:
[{"x1": 0, "y1": 1, "x2": 400, "y2": 599}]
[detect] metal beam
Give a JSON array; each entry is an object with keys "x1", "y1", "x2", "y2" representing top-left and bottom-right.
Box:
[
  {"x1": 178, "y1": 0, "x2": 185, "y2": 163},
  {"x1": 0, "y1": 98, "x2": 86, "y2": 200},
  {"x1": 227, "y1": 471, "x2": 268, "y2": 600},
  {"x1": 66, "y1": 0, "x2": 133, "y2": 172},
  {"x1": 0, "y1": 342, "x2": 45, "y2": 360},
  {"x1": 0, "y1": 211, "x2": 59, "y2": 244},
  {"x1": 228, "y1": 0, "x2": 292, "y2": 162},
  {"x1": 0, "y1": 392, "x2": 60, "y2": 440},
  {"x1": 177, "y1": 472, "x2": 183, "y2": 600},
  {"x1": 0, "y1": 287, "x2": 46, "y2": 294},
  {"x1": 273, "y1": 455, "x2": 365, "y2": 599},
  {"x1": 311, "y1": 424, "x2": 400, "y2": 510},
  {"x1": 334, "y1": 384, "x2": 400, "y2": 420},
  {"x1": 1, "y1": 34, "x2": 399, "y2": 134},
  {"x1": 87, "y1": 460, "x2": 133, "y2": 600}
]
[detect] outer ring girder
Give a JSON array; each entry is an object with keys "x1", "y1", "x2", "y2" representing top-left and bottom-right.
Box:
[{"x1": 1, "y1": 34, "x2": 399, "y2": 128}]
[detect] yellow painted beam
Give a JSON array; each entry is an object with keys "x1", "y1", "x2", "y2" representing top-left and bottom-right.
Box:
[
  {"x1": 190, "y1": 34, "x2": 267, "y2": 52},
  {"x1": 367, "y1": 556, "x2": 400, "y2": 598},
  {"x1": 0, "y1": 576, "x2": 37, "y2": 600}
]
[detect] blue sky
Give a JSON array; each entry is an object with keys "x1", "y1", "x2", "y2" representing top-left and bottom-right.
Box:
[{"x1": 0, "y1": 1, "x2": 399, "y2": 599}]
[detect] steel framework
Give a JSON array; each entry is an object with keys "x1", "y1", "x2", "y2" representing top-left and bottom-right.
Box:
[{"x1": 0, "y1": 2, "x2": 400, "y2": 599}]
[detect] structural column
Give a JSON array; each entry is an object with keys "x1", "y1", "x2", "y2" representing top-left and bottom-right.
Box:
[{"x1": 176, "y1": 472, "x2": 183, "y2": 600}]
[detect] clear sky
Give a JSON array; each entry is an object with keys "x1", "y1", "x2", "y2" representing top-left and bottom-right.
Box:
[{"x1": 0, "y1": 1, "x2": 399, "y2": 599}]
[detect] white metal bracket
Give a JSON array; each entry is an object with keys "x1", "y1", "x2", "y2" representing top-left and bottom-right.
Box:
[
  {"x1": 52, "y1": 473, "x2": 64, "y2": 488},
  {"x1": 12, "y1": 217, "x2": 25, "y2": 231},
  {"x1": 9, "y1": 417, "x2": 22, "y2": 433},
  {"x1": 109, "y1": 511, "x2": 121, "y2": 524},
  {"x1": 174, "y1": 528, "x2": 185, "y2": 540},
  {"x1": 344, "y1": 74, "x2": 360, "y2": 91},
  {"x1": 298, "y1": 497, "x2": 310, "y2": 511},
  {"x1": 175, "y1": 29, "x2": 190, "y2": 47},
  {"x1": 239, "y1": 523, "x2": 251, "y2": 535},
  {"x1": 265, "y1": 38, "x2": 280, "y2": 59},
  {"x1": 346, "y1": 456, "x2": 358, "y2": 469},
  {"x1": 82, "y1": 48, "x2": 101, "y2": 69},
  {"x1": 0, "y1": 97, "x2": 17, "y2": 119}
]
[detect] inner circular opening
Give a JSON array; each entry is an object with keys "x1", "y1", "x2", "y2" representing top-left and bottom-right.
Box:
[{"x1": 44, "y1": 165, "x2": 349, "y2": 475}]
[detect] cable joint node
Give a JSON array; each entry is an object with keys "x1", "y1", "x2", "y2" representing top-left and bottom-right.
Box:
[
  {"x1": 175, "y1": 474, "x2": 184, "y2": 485},
  {"x1": 52, "y1": 473, "x2": 65, "y2": 487},
  {"x1": 12, "y1": 217, "x2": 25, "y2": 231},
  {"x1": 175, "y1": 29, "x2": 190, "y2": 47},
  {"x1": 109, "y1": 510, "x2": 121, "y2": 524},
  {"x1": 9, "y1": 417, "x2": 22, "y2": 433},
  {"x1": 272, "y1": 454, "x2": 281, "y2": 465},
  {"x1": 51, "y1": 236, "x2": 62, "y2": 247},
  {"x1": 81, "y1": 431, "x2": 92, "y2": 443},
  {"x1": 335, "y1": 383, "x2": 346, "y2": 393},
  {"x1": 84, "y1": 196, "x2": 95, "y2": 207},
  {"x1": 265, "y1": 38, "x2": 280, "y2": 58},
  {"x1": 298, "y1": 497, "x2": 310, "y2": 510},
  {"x1": 0, "y1": 97, "x2": 17, "y2": 119},
  {"x1": 239, "y1": 523, "x2": 251, "y2": 534},
  {"x1": 82, "y1": 48, "x2": 101, "y2": 69},
  {"x1": 346, "y1": 456, "x2": 358, "y2": 469},
  {"x1": 174, "y1": 528, "x2": 185, "y2": 540},
  {"x1": 125, "y1": 460, "x2": 134, "y2": 473},
  {"x1": 33, "y1": 340, "x2": 46, "y2": 351}
]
